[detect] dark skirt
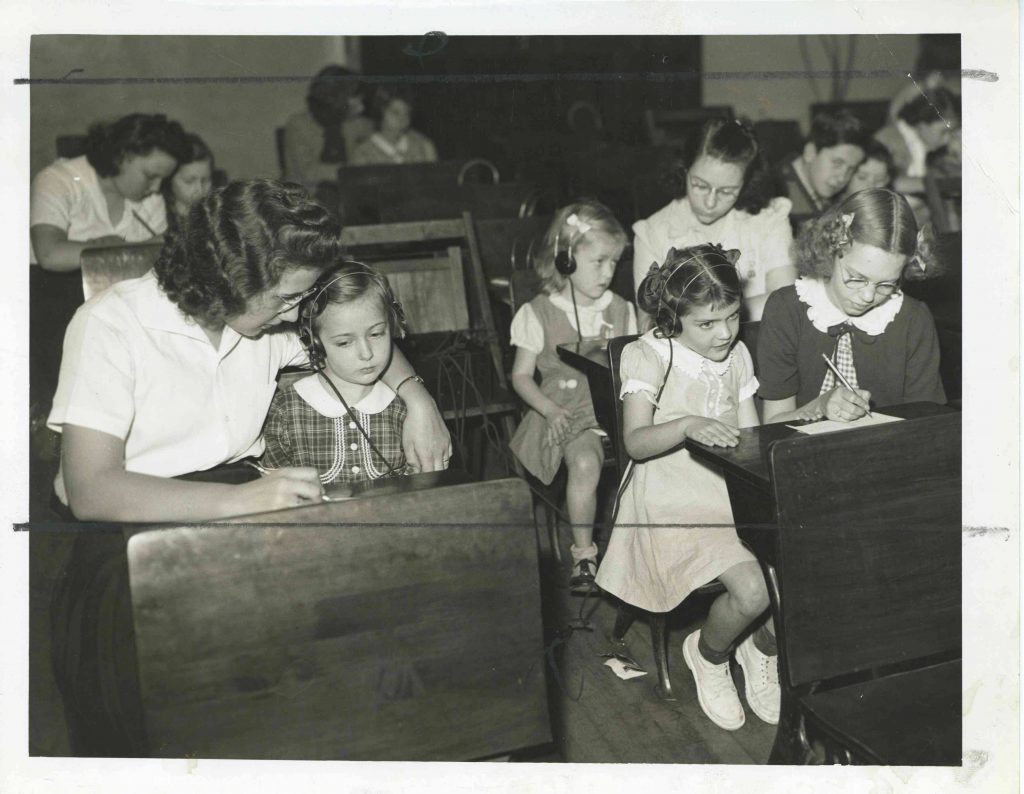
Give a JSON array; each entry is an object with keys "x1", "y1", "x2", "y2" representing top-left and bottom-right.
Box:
[{"x1": 49, "y1": 461, "x2": 261, "y2": 757}]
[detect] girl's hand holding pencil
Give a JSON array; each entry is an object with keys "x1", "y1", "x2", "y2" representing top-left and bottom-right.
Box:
[{"x1": 819, "y1": 385, "x2": 873, "y2": 422}]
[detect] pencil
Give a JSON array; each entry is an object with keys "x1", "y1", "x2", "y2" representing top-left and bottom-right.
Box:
[
  {"x1": 132, "y1": 209, "x2": 159, "y2": 238},
  {"x1": 821, "y1": 353, "x2": 872, "y2": 418}
]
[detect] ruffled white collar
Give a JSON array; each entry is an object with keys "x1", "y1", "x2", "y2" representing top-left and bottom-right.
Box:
[
  {"x1": 294, "y1": 375, "x2": 397, "y2": 418},
  {"x1": 794, "y1": 276, "x2": 903, "y2": 336},
  {"x1": 640, "y1": 330, "x2": 735, "y2": 379}
]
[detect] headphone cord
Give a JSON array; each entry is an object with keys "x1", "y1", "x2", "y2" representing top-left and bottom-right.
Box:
[
  {"x1": 317, "y1": 371, "x2": 401, "y2": 478},
  {"x1": 569, "y1": 279, "x2": 583, "y2": 344}
]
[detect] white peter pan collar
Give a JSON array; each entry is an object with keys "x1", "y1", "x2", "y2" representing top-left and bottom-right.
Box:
[
  {"x1": 549, "y1": 290, "x2": 614, "y2": 335},
  {"x1": 794, "y1": 276, "x2": 903, "y2": 336},
  {"x1": 640, "y1": 331, "x2": 734, "y2": 379},
  {"x1": 294, "y1": 375, "x2": 397, "y2": 418}
]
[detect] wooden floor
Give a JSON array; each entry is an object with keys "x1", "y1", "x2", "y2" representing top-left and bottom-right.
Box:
[{"x1": 536, "y1": 507, "x2": 776, "y2": 765}]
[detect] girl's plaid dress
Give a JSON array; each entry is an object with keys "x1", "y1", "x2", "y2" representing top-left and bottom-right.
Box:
[{"x1": 261, "y1": 375, "x2": 409, "y2": 485}]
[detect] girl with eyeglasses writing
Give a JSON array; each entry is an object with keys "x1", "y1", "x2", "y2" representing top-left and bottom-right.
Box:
[
  {"x1": 757, "y1": 188, "x2": 946, "y2": 425},
  {"x1": 633, "y1": 118, "x2": 796, "y2": 324}
]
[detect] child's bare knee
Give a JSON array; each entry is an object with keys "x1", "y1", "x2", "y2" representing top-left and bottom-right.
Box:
[
  {"x1": 567, "y1": 445, "x2": 603, "y2": 481},
  {"x1": 731, "y1": 572, "x2": 769, "y2": 618}
]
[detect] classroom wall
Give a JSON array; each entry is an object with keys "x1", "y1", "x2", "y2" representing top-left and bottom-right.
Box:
[
  {"x1": 30, "y1": 36, "x2": 357, "y2": 181},
  {"x1": 702, "y1": 35, "x2": 923, "y2": 133}
]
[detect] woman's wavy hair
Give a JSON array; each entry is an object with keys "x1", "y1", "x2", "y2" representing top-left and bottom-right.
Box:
[
  {"x1": 636, "y1": 243, "x2": 743, "y2": 338},
  {"x1": 155, "y1": 179, "x2": 343, "y2": 327},
  {"x1": 794, "y1": 187, "x2": 941, "y2": 282},
  {"x1": 666, "y1": 117, "x2": 777, "y2": 215},
  {"x1": 84, "y1": 113, "x2": 190, "y2": 178},
  {"x1": 533, "y1": 199, "x2": 628, "y2": 295}
]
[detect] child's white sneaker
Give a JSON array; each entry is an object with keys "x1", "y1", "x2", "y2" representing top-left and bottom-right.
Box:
[
  {"x1": 682, "y1": 630, "x2": 745, "y2": 731},
  {"x1": 735, "y1": 634, "x2": 780, "y2": 725}
]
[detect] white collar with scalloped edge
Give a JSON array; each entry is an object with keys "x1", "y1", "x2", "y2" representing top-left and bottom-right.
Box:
[
  {"x1": 293, "y1": 375, "x2": 397, "y2": 419},
  {"x1": 548, "y1": 290, "x2": 615, "y2": 336},
  {"x1": 639, "y1": 331, "x2": 735, "y2": 380}
]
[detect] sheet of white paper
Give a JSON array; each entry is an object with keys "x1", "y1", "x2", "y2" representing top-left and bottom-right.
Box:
[
  {"x1": 788, "y1": 412, "x2": 904, "y2": 435},
  {"x1": 603, "y1": 658, "x2": 647, "y2": 680}
]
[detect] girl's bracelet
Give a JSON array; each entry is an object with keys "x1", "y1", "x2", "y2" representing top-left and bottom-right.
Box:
[{"x1": 394, "y1": 374, "x2": 425, "y2": 394}]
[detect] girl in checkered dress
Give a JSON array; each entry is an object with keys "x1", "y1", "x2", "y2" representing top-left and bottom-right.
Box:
[
  {"x1": 261, "y1": 262, "x2": 412, "y2": 485},
  {"x1": 757, "y1": 188, "x2": 945, "y2": 425}
]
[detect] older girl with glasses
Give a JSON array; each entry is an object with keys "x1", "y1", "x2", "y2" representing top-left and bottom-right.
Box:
[
  {"x1": 633, "y1": 118, "x2": 796, "y2": 324},
  {"x1": 757, "y1": 188, "x2": 946, "y2": 424}
]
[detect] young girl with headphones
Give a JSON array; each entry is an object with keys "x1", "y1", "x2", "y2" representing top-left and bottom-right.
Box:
[
  {"x1": 596, "y1": 244, "x2": 789, "y2": 732},
  {"x1": 509, "y1": 200, "x2": 637, "y2": 592},
  {"x1": 261, "y1": 261, "x2": 413, "y2": 484}
]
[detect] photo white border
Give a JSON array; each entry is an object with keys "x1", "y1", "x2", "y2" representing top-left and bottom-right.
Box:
[{"x1": 1, "y1": 2, "x2": 1018, "y2": 792}]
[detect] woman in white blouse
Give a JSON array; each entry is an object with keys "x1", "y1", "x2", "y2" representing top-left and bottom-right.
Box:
[{"x1": 633, "y1": 118, "x2": 796, "y2": 324}]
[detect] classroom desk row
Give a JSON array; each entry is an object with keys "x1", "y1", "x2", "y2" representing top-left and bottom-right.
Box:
[{"x1": 118, "y1": 471, "x2": 552, "y2": 761}]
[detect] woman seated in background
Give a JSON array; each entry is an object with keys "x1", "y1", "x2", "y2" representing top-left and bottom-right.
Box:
[
  {"x1": 161, "y1": 132, "x2": 215, "y2": 233},
  {"x1": 873, "y1": 87, "x2": 960, "y2": 196},
  {"x1": 30, "y1": 112, "x2": 188, "y2": 272},
  {"x1": 350, "y1": 85, "x2": 438, "y2": 166},
  {"x1": 283, "y1": 64, "x2": 374, "y2": 189},
  {"x1": 633, "y1": 118, "x2": 795, "y2": 323},
  {"x1": 839, "y1": 140, "x2": 895, "y2": 201},
  {"x1": 775, "y1": 109, "x2": 867, "y2": 218}
]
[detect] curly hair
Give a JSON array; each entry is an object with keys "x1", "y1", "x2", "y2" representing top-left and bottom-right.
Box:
[
  {"x1": 155, "y1": 179, "x2": 344, "y2": 328},
  {"x1": 305, "y1": 260, "x2": 407, "y2": 339},
  {"x1": 794, "y1": 188, "x2": 942, "y2": 282},
  {"x1": 637, "y1": 243, "x2": 743, "y2": 338},
  {"x1": 84, "y1": 113, "x2": 190, "y2": 178},
  {"x1": 665, "y1": 117, "x2": 777, "y2": 214},
  {"x1": 805, "y1": 109, "x2": 869, "y2": 153},
  {"x1": 897, "y1": 87, "x2": 960, "y2": 127},
  {"x1": 533, "y1": 199, "x2": 628, "y2": 294}
]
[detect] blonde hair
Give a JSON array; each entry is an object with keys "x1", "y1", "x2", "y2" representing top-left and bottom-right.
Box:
[{"x1": 533, "y1": 199, "x2": 627, "y2": 294}]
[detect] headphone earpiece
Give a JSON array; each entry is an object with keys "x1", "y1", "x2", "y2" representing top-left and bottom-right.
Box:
[
  {"x1": 299, "y1": 294, "x2": 329, "y2": 372},
  {"x1": 554, "y1": 247, "x2": 576, "y2": 276}
]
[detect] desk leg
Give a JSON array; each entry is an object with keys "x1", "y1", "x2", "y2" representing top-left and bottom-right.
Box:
[{"x1": 725, "y1": 477, "x2": 776, "y2": 568}]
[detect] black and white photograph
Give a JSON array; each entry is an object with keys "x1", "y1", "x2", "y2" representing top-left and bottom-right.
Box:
[{"x1": 1, "y1": 2, "x2": 1018, "y2": 792}]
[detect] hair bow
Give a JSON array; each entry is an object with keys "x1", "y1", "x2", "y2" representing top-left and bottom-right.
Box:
[
  {"x1": 826, "y1": 211, "x2": 856, "y2": 254},
  {"x1": 566, "y1": 213, "x2": 592, "y2": 236}
]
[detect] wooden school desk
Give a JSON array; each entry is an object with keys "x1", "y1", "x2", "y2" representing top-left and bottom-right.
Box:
[{"x1": 123, "y1": 472, "x2": 551, "y2": 761}]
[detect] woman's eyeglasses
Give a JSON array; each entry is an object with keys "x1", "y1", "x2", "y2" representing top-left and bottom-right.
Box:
[
  {"x1": 275, "y1": 285, "x2": 319, "y2": 312},
  {"x1": 688, "y1": 175, "x2": 741, "y2": 201},
  {"x1": 837, "y1": 260, "x2": 901, "y2": 297}
]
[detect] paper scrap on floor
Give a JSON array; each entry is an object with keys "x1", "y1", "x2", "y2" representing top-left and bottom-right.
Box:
[
  {"x1": 789, "y1": 412, "x2": 903, "y2": 435},
  {"x1": 603, "y1": 657, "x2": 647, "y2": 680}
]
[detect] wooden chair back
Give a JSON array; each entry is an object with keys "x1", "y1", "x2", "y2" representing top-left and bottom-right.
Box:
[
  {"x1": 80, "y1": 243, "x2": 163, "y2": 299},
  {"x1": 126, "y1": 477, "x2": 550, "y2": 760},
  {"x1": 374, "y1": 245, "x2": 470, "y2": 334},
  {"x1": 606, "y1": 334, "x2": 640, "y2": 479},
  {"x1": 768, "y1": 412, "x2": 961, "y2": 689},
  {"x1": 923, "y1": 173, "x2": 962, "y2": 235},
  {"x1": 752, "y1": 119, "x2": 803, "y2": 165},
  {"x1": 336, "y1": 161, "x2": 465, "y2": 224},
  {"x1": 474, "y1": 215, "x2": 551, "y2": 281},
  {"x1": 378, "y1": 182, "x2": 539, "y2": 223}
]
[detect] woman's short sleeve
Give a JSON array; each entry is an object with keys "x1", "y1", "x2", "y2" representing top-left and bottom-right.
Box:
[
  {"x1": 619, "y1": 340, "x2": 666, "y2": 405},
  {"x1": 510, "y1": 302, "x2": 544, "y2": 354},
  {"x1": 30, "y1": 164, "x2": 74, "y2": 230},
  {"x1": 47, "y1": 309, "x2": 136, "y2": 439},
  {"x1": 755, "y1": 288, "x2": 803, "y2": 401}
]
